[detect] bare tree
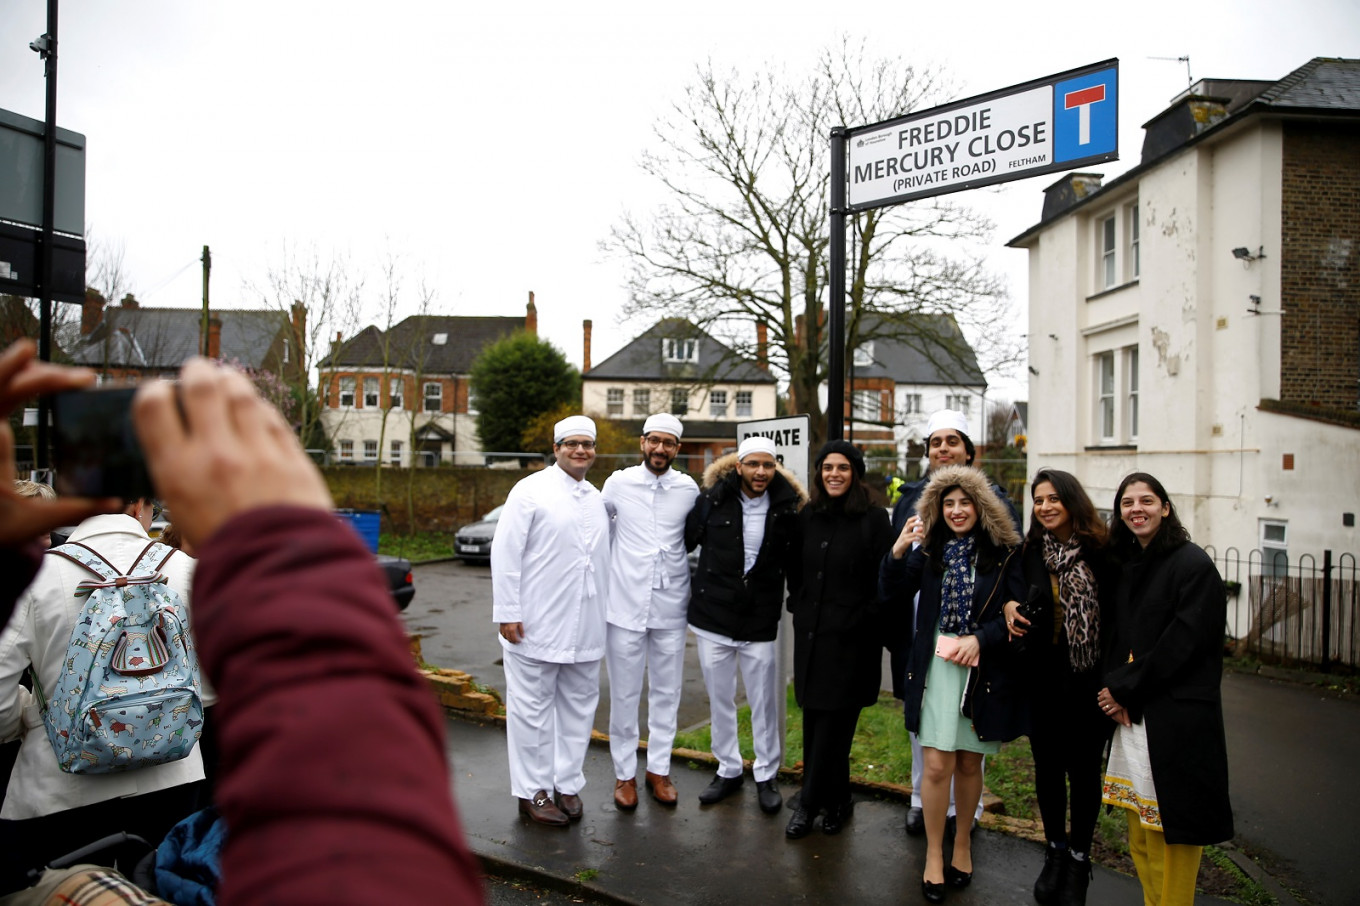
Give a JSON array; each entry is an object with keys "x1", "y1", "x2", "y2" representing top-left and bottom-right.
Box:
[{"x1": 604, "y1": 41, "x2": 1018, "y2": 447}]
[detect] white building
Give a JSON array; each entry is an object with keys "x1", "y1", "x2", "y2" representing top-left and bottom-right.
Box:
[{"x1": 1009, "y1": 57, "x2": 1360, "y2": 562}]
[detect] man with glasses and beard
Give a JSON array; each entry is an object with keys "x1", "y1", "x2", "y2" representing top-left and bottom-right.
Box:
[
  {"x1": 601, "y1": 414, "x2": 699, "y2": 810},
  {"x1": 493, "y1": 415, "x2": 611, "y2": 827}
]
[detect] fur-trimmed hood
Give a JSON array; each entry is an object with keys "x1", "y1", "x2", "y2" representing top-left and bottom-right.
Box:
[
  {"x1": 914, "y1": 464, "x2": 1021, "y2": 548},
  {"x1": 701, "y1": 452, "x2": 809, "y2": 506}
]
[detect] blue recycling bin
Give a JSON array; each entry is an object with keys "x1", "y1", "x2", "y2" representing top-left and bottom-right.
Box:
[{"x1": 336, "y1": 509, "x2": 380, "y2": 553}]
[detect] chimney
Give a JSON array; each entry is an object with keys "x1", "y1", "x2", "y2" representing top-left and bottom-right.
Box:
[
  {"x1": 81, "y1": 288, "x2": 106, "y2": 336},
  {"x1": 582, "y1": 319, "x2": 593, "y2": 372},
  {"x1": 120, "y1": 293, "x2": 139, "y2": 309},
  {"x1": 207, "y1": 317, "x2": 223, "y2": 359},
  {"x1": 1041, "y1": 172, "x2": 1104, "y2": 221},
  {"x1": 525, "y1": 291, "x2": 538, "y2": 335},
  {"x1": 334, "y1": 330, "x2": 343, "y2": 348},
  {"x1": 291, "y1": 301, "x2": 306, "y2": 344},
  {"x1": 756, "y1": 322, "x2": 769, "y2": 371}
]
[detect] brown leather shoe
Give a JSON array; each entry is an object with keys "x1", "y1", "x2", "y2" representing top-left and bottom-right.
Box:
[
  {"x1": 646, "y1": 771, "x2": 678, "y2": 806},
  {"x1": 614, "y1": 778, "x2": 639, "y2": 810},
  {"x1": 554, "y1": 790, "x2": 584, "y2": 821},
  {"x1": 519, "y1": 790, "x2": 569, "y2": 826}
]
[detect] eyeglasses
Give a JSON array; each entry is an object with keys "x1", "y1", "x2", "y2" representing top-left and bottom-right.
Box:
[
  {"x1": 559, "y1": 440, "x2": 596, "y2": 450},
  {"x1": 643, "y1": 436, "x2": 679, "y2": 450}
]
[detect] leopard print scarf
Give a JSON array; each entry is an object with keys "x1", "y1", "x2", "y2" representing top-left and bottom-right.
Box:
[{"x1": 1041, "y1": 531, "x2": 1100, "y2": 672}]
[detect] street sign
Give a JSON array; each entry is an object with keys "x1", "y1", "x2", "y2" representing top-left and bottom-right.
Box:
[
  {"x1": 737, "y1": 415, "x2": 811, "y2": 489},
  {"x1": 0, "y1": 108, "x2": 86, "y2": 234},
  {"x1": 846, "y1": 60, "x2": 1118, "y2": 211}
]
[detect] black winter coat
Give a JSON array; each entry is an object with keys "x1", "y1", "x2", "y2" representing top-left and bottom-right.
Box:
[
  {"x1": 1103, "y1": 540, "x2": 1234, "y2": 846},
  {"x1": 685, "y1": 457, "x2": 802, "y2": 642},
  {"x1": 786, "y1": 504, "x2": 893, "y2": 710}
]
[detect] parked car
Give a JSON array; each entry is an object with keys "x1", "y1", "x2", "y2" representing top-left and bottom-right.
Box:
[
  {"x1": 454, "y1": 505, "x2": 505, "y2": 564},
  {"x1": 377, "y1": 554, "x2": 415, "y2": 611}
]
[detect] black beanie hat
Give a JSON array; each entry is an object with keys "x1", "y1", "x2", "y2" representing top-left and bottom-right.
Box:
[{"x1": 814, "y1": 440, "x2": 866, "y2": 479}]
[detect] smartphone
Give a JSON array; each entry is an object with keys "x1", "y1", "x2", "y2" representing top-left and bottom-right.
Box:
[{"x1": 51, "y1": 386, "x2": 156, "y2": 500}]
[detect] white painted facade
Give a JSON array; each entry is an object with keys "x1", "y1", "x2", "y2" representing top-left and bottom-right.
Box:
[{"x1": 582, "y1": 380, "x2": 778, "y2": 423}]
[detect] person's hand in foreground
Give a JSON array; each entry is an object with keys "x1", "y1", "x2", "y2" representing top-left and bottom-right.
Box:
[
  {"x1": 0, "y1": 339, "x2": 120, "y2": 546},
  {"x1": 133, "y1": 358, "x2": 333, "y2": 548}
]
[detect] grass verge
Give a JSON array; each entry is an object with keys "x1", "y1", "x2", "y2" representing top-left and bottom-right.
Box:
[{"x1": 379, "y1": 531, "x2": 456, "y2": 562}]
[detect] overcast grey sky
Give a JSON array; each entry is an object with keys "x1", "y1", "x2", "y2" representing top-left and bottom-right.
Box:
[{"x1": 3, "y1": 0, "x2": 1357, "y2": 402}]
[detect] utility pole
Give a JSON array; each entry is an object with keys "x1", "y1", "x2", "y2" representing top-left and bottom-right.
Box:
[
  {"x1": 32, "y1": 0, "x2": 59, "y2": 469},
  {"x1": 200, "y1": 245, "x2": 211, "y2": 356}
]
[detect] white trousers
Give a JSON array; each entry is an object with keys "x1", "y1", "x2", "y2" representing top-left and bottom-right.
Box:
[
  {"x1": 606, "y1": 624, "x2": 687, "y2": 779},
  {"x1": 502, "y1": 647, "x2": 601, "y2": 800},
  {"x1": 910, "y1": 729, "x2": 985, "y2": 820},
  {"x1": 695, "y1": 635, "x2": 780, "y2": 782}
]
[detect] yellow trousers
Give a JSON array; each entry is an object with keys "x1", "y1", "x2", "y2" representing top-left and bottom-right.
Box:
[{"x1": 1124, "y1": 810, "x2": 1203, "y2": 906}]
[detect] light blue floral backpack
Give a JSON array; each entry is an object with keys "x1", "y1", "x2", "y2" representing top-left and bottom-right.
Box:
[{"x1": 33, "y1": 541, "x2": 203, "y2": 774}]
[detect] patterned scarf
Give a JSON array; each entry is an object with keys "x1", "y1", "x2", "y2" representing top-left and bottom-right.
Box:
[
  {"x1": 1042, "y1": 531, "x2": 1101, "y2": 671},
  {"x1": 939, "y1": 535, "x2": 977, "y2": 635}
]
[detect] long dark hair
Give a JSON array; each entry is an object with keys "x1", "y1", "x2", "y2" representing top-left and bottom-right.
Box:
[
  {"x1": 1108, "y1": 471, "x2": 1190, "y2": 559},
  {"x1": 810, "y1": 455, "x2": 871, "y2": 516},
  {"x1": 1026, "y1": 469, "x2": 1108, "y2": 549},
  {"x1": 925, "y1": 482, "x2": 1005, "y2": 575}
]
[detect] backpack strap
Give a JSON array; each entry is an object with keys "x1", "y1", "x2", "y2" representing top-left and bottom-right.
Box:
[
  {"x1": 48, "y1": 542, "x2": 169, "y2": 600},
  {"x1": 132, "y1": 541, "x2": 177, "y2": 574},
  {"x1": 48, "y1": 542, "x2": 122, "y2": 583}
]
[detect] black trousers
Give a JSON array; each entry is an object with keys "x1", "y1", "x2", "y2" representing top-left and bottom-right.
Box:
[
  {"x1": 800, "y1": 707, "x2": 862, "y2": 815},
  {"x1": 1028, "y1": 655, "x2": 1109, "y2": 854}
]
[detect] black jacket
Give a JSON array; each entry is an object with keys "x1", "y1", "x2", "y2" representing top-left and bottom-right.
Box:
[
  {"x1": 786, "y1": 503, "x2": 893, "y2": 710},
  {"x1": 685, "y1": 453, "x2": 805, "y2": 642},
  {"x1": 1104, "y1": 540, "x2": 1234, "y2": 846}
]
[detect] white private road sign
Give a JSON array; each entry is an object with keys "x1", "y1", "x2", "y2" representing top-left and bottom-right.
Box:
[{"x1": 847, "y1": 60, "x2": 1118, "y2": 211}]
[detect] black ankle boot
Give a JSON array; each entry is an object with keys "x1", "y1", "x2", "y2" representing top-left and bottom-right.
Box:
[
  {"x1": 1057, "y1": 852, "x2": 1092, "y2": 906},
  {"x1": 1033, "y1": 843, "x2": 1067, "y2": 904}
]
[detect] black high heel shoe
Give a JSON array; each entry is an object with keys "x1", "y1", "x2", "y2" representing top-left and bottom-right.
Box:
[
  {"x1": 945, "y1": 863, "x2": 973, "y2": 889},
  {"x1": 921, "y1": 878, "x2": 946, "y2": 903}
]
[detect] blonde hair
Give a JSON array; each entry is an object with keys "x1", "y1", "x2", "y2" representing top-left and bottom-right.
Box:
[{"x1": 14, "y1": 480, "x2": 56, "y2": 501}]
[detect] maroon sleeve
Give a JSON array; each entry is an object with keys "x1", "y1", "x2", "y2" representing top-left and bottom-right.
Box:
[
  {"x1": 193, "y1": 506, "x2": 485, "y2": 905},
  {"x1": 0, "y1": 540, "x2": 42, "y2": 630}
]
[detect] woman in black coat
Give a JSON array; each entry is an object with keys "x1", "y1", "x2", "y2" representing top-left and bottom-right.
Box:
[
  {"x1": 783, "y1": 441, "x2": 892, "y2": 839},
  {"x1": 1003, "y1": 469, "x2": 1109, "y2": 906},
  {"x1": 1097, "y1": 472, "x2": 1233, "y2": 906}
]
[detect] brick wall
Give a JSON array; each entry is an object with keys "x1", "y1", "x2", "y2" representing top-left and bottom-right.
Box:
[{"x1": 1279, "y1": 122, "x2": 1360, "y2": 414}]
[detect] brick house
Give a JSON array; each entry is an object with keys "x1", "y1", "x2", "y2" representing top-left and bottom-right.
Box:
[
  {"x1": 318, "y1": 299, "x2": 535, "y2": 466},
  {"x1": 1009, "y1": 57, "x2": 1360, "y2": 559},
  {"x1": 581, "y1": 317, "x2": 778, "y2": 471}
]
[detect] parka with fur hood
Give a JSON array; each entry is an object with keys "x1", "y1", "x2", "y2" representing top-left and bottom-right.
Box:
[
  {"x1": 685, "y1": 453, "x2": 807, "y2": 642},
  {"x1": 879, "y1": 465, "x2": 1028, "y2": 742}
]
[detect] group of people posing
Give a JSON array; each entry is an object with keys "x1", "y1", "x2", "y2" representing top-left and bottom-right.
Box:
[{"x1": 494, "y1": 408, "x2": 1233, "y2": 906}]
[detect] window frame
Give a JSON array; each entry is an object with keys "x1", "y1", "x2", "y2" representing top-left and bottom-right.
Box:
[
  {"x1": 1097, "y1": 351, "x2": 1116, "y2": 441},
  {"x1": 339, "y1": 439, "x2": 354, "y2": 461},
  {"x1": 363, "y1": 439, "x2": 378, "y2": 462},
  {"x1": 663, "y1": 338, "x2": 698, "y2": 363},
  {"x1": 670, "y1": 387, "x2": 689, "y2": 416},
  {"x1": 606, "y1": 387, "x2": 624, "y2": 417},
  {"x1": 1101, "y1": 214, "x2": 1117, "y2": 289},
  {"x1": 1127, "y1": 202, "x2": 1141, "y2": 280},
  {"x1": 389, "y1": 377, "x2": 403, "y2": 410},
  {"x1": 735, "y1": 390, "x2": 753, "y2": 418},
  {"x1": 1126, "y1": 345, "x2": 1140, "y2": 441},
  {"x1": 851, "y1": 389, "x2": 878, "y2": 422},
  {"x1": 709, "y1": 389, "x2": 728, "y2": 418},
  {"x1": 363, "y1": 377, "x2": 379, "y2": 408},
  {"x1": 423, "y1": 381, "x2": 442, "y2": 413},
  {"x1": 632, "y1": 388, "x2": 650, "y2": 417},
  {"x1": 339, "y1": 377, "x2": 355, "y2": 408},
  {"x1": 389, "y1": 440, "x2": 403, "y2": 466}
]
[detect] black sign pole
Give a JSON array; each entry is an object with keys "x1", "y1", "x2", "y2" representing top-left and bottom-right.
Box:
[
  {"x1": 828, "y1": 127, "x2": 846, "y2": 442},
  {"x1": 36, "y1": 0, "x2": 60, "y2": 471}
]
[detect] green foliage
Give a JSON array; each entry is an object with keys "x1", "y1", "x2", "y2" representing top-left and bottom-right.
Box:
[
  {"x1": 521, "y1": 402, "x2": 637, "y2": 457},
  {"x1": 378, "y1": 531, "x2": 455, "y2": 562},
  {"x1": 469, "y1": 331, "x2": 579, "y2": 453}
]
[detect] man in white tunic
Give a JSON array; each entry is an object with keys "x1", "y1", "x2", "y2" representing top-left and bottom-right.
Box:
[
  {"x1": 601, "y1": 414, "x2": 699, "y2": 810},
  {"x1": 493, "y1": 415, "x2": 610, "y2": 827}
]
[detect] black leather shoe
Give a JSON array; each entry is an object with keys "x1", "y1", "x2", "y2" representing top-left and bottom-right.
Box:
[
  {"x1": 945, "y1": 863, "x2": 973, "y2": 889},
  {"x1": 822, "y1": 798, "x2": 853, "y2": 835},
  {"x1": 921, "y1": 879, "x2": 946, "y2": 904},
  {"x1": 905, "y1": 806, "x2": 925, "y2": 836},
  {"x1": 698, "y1": 773, "x2": 744, "y2": 804},
  {"x1": 756, "y1": 779, "x2": 783, "y2": 814},
  {"x1": 785, "y1": 807, "x2": 813, "y2": 839},
  {"x1": 1034, "y1": 843, "x2": 1067, "y2": 904}
]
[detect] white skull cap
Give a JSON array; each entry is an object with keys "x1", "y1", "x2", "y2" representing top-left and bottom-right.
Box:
[
  {"x1": 642, "y1": 413, "x2": 684, "y2": 439},
  {"x1": 737, "y1": 436, "x2": 778, "y2": 461},
  {"x1": 554, "y1": 415, "x2": 597, "y2": 443}
]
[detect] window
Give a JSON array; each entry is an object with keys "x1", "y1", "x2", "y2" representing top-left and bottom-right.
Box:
[
  {"x1": 363, "y1": 377, "x2": 379, "y2": 408},
  {"x1": 339, "y1": 440, "x2": 354, "y2": 461},
  {"x1": 852, "y1": 342, "x2": 874, "y2": 367},
  {"x1": 632, "y1": 388, "x2": 650, "y2": 416},
  {"x1": 1097, "y1": 351, "x2": 1116, "y2": 440},
  {"x1": 1101, "y1": 215, "x2": 1116, "y2": 288},
  {"x1": 339, "y1": 377, "x2": 355, "y2": 408},
  {"x1": 709, "y1": 389, "x2": 728, "y2": 418},
  {"x1": 606, "y1": 388, "x2": 624, "y2": 416},
  {"x1": 945, "y1": 394, "x2": 970, "y2": 415},
  {"x1": 735, "y1": 391, "x2": 753, "y2": 417},
  {"x1": 663, "y1": 338, "x2": 697, "y2": 363},
  {"x1": 282, "y1": 338, "x2": 290, "y2": 364},
  {"x1": 1126, "y1": 345, "x2": 1139, "y2": 440},
  {"x1": 363, "y1": 440, "x2": 378, "y2": 461},
  {"x1": 670, "y1": 388, "x2": 689, "y2": 416},
  {"x1": 1260, "y1": 520, "x2": 1289, "y2": 578},
  {"x1": 901, "y1": 393, "x2": 922, "y2": 415},
  {"x1": 389, "y1": 377, "x2": 403, "y2": 410},
  {"x1": 424, "y1": 382, "x2": 442, "y2": 412},
  {"x1": 320, "y1": 380, "x2": 329, "y2": 407},
  {"x1": 421, "y1": 450, "x2": 437, "y2": 467},
  {"x1": 390, "y1": 440, "x2": 403, "y2": 466},
  {"x1": 852, "y1": 390, "x2": 878, "y2": 422},
  {"x1": 1128, "y1": 202, "x2": 1140, "y2": 279}
]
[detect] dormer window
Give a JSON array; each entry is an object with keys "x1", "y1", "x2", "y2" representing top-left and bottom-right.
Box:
[
  {"x1": 432, "y1": 333, "x2": 448, "y2": 345},
  {"x1": 663, "y1": 338, "x2": 697, "y2": 363},
  {"x1": 853, "y1": 342, "x2": 874, "y2": 367}
]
